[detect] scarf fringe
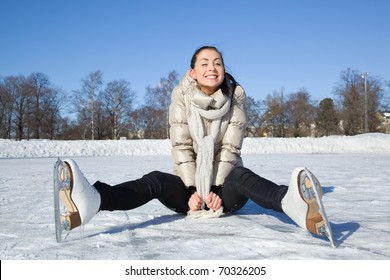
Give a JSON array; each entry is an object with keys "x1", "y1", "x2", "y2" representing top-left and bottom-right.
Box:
[{"x1": 187, "y1": 207, "x2": 224, "y2": 219}]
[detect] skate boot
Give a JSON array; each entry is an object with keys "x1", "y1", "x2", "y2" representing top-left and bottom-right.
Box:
[
  {"x1": 55, "y1": 158, "x2": 101, "y2": 232},
  {"x1": 281, "y1": 167, "x2": 335, "y2": 247}
]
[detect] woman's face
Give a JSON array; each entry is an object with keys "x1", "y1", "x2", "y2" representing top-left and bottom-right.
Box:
[{"x1": 190, "y1": 49, "x2": 225, "y2": 95}]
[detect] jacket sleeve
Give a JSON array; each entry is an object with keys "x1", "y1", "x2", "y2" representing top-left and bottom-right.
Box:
[
  {"x1": 169, "y1": 86, "x2": 196, "y2": 187},
  {"x1": 213, "y1": 86, "x2": 247, "y2": 186}
]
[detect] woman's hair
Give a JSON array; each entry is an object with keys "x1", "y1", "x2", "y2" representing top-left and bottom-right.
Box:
[
  {"x1": 190, "y1": 46, "x2": 239, "y2": 96},
  {"x1": 190, "y1": 46, "x2": 224, "y2": 69}
]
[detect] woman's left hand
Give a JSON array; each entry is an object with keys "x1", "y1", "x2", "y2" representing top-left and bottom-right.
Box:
[{"x1": 205, "y1": 192, "x2": 222, "y2": 211}]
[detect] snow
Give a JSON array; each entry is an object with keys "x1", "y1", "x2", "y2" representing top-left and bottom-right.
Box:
[
  {"x1": 1, "y1": 133, "x2": 390, "y2": 261},
  {"x1": 2, "y1": 133, "x2": 390, "y2": 158}
]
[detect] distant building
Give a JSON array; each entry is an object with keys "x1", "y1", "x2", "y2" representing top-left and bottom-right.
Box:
[{"x1": 379, "y1": 111, "x2": 390, "y2": 134}]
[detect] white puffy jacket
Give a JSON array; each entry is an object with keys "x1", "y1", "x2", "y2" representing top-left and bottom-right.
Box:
[{"x1": 169, "y1": 71, "x2": 247, "y2": 187}]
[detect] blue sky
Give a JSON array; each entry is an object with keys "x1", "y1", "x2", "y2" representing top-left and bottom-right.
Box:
[{"x1": 1, "y1": 0, "x2": 389, "y2": 106}]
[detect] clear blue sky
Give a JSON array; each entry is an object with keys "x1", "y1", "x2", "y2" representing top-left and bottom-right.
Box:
[{"x1": 1, "y1": 0, "x2": 389, "y2": 105}]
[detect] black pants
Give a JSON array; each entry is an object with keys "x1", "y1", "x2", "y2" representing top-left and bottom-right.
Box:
[{"x1": 94, "y1": 166, "x2": 288, "y2": 214}]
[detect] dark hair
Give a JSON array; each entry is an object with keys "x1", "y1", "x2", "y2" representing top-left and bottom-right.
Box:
[
  {"x1": 190, "y1": 46, "x2": 224, "y2": 69},
  {"x1": 190, "y1": 46, "x2": 238, "y2": 95}
]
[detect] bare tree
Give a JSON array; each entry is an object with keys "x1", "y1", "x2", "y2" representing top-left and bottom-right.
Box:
[
  {"x1": 0, "y1": 74, "x2": 65, "y2": 140},
  {"x1": 1, "y1": 76, "x2": 27, "y2": 139},
  {"x1": 0, "y1": 77, "x2": 13, "y2": 138},
  {"x1": 101, "y1": 79, "x2": 136, "y2": 139},
  {"x1": 263, "y1": 89, "x2": 287, "y2": 137},
  {"x1": 335, "y1": 68, "x2": 383, "y2": 135},
  {"x1": 286, "y1": 89, "x2": 316, "y2": 137},
  {"x1": 128, "y1": 108, "x2": 146, "y2": 139},
  {"x1": 27, "y1": 72, "x2": 52, "y2": 139},
  {"x1": 246, "y1": 96, "x2": 264, "y2": 137},
  {"x1": 137, "y1": 106, "x2": 166, "y2": 139},
  {"x1": 74, "y1": 70, "x2": 103, "y2": 140},
  {"x1": 94, "y1": 99, "x2": 110, "y2": 140},
  {"x1": 12, "y1": 76, "x2": 30, "y2": 140},
  {"x1": 145, "y1": 71, "x2": 178, "y2": 138},
  {"x1": 41, "y1": 87, "x2": 65, "y2": 139}
]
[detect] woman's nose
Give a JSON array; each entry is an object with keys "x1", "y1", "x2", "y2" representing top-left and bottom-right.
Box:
[{"x1": 208, "y1": 64, "x2": 216, "y2": 71}]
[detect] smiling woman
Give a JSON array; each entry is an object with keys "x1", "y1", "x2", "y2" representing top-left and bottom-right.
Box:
[
  {"x1": 53, "y1": 45, "x2": 335, "y2": 247},
  {"x1": 189, "y1": 46, "x2": 225, "y2": 95}
]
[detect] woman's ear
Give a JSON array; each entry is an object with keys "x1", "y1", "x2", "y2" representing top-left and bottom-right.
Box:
[{"x1": 189, "y1": 69, "x2": 196, "y2": 80}]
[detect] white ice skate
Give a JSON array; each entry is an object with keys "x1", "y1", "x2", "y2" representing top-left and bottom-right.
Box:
[
  {"x1": 53, "y1": 158, "x2": 101, "y2": 242},
  {"x1": 282, "y1": 167, "x2": 335, "y2": 247}
]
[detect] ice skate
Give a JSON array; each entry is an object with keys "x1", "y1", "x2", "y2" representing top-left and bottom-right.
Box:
[
  {"x1": 282, "y1": 167, "x2": 335, "y2": 247},
  {"x1": 53, "y1": 158, "x2": 101, "y2": 242}
]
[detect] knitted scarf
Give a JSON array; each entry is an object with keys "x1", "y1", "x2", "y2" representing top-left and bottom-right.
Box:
[{"x1": 187, "y1": 95, "x2": 231, "y2": 219}]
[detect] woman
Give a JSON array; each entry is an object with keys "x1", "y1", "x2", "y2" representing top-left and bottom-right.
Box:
[{"x1": 57, "y1": 46, "x2": 329, "y2": 239}]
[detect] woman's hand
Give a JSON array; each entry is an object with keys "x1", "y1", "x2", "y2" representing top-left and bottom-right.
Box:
[
  {"x1": 188, "y1": 191, "x2": 222, "y2": 211},
  {"x1": 188, "y1": 192, "x2": 202, "y2": 211},
  {"x1": 205, "y1": 192, "x2": 222, "y2": 211}
]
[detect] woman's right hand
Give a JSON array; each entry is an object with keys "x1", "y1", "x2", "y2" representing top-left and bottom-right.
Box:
[{"x1": 188, "y1": 192, "x2": 202, "y2": 211}]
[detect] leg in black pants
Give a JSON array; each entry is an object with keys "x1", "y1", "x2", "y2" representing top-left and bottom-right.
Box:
[
  {"x1": 221, "y1": 166, "x2": 288, "y2": 213},
  {"x1": 93, "y1": 171, "x2": 190, "y2": 214},
  {"x1": 93, "y1": 167, "x2": 287, "y2": 215}
]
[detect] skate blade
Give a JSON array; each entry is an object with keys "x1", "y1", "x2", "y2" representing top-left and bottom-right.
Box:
[
  {"x1": 54, "y1": 159, "x2": 65, "y2": 242},
  {"x1": 304, "y1": 168, "x2": 336, "y2": 248}
]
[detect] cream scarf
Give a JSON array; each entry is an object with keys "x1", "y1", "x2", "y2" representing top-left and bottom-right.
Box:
[{"x1": 187, "y1": 93, "x2": 231, "y2": 219}]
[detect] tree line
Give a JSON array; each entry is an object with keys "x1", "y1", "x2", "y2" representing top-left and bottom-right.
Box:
[{"x1": 1, "y1": 68, "x2": 389, "y2": 140}]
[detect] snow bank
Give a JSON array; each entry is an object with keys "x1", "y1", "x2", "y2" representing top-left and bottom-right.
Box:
[
  {"x1": 1, "y1": 133, "x2": 390, "y2": 158},
  {"x1": 242, "y1": 133, "x2": 390, "y2": 154}
]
